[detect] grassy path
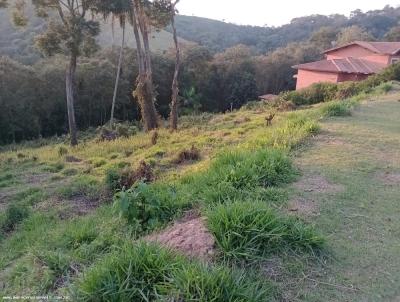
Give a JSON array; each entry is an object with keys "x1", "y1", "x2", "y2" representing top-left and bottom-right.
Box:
[{"x1": 291, "y1": 94, "x2": 400, "y2": 301}]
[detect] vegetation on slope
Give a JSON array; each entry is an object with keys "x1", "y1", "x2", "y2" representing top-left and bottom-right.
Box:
[{"x1": 1, "y1": 81, "x2": 384, "y2": 298}]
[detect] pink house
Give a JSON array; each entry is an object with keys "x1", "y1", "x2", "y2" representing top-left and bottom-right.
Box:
[{"x1": 293, "y1": 41, "x2": 400, "y2": 90}]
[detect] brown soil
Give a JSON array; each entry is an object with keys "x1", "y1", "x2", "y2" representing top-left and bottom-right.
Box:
[
  {"x1": 145, "y1": 214, "x2": 215, "y2": 261},
  {"x1": 294, "y1": 175, "x2": 344, "y2": 194},
  {"x1": 288, "y1": 198, "x2": 319, "y2": 217},
  {"x1": 376, "y1": 172, "x2": 400, "y2": 186}
]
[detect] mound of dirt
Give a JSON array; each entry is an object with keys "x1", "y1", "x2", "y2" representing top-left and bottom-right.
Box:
[
  {"x1": 294, "y1": 175, "x2": 344, "y2": 194},
  {"x1": 145, "y1": 215, "x2": 215, "y2": 261}
]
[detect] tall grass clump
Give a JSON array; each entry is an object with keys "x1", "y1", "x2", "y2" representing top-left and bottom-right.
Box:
[
  {"x1": 201, "y1": 149, "x2": 295, "y2": 190},
  {"x1": 206, "y1": 200, "x2": 325, "y2": 261},
  {"x1": 73, "y1": 242, "x2": 274, "y2": 302},
  {"x1": 321, "y1": 101, "x2": 354, "y2": 117}
]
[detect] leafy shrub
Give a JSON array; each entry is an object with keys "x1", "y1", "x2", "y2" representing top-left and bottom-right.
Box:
[
  {"x1": 281, "y1": 82, "x2": 338, "y2": 105},
  {"x1": 207, "y1": 200, "x2": 325, "y2": 260},
  {"x1": 173, "y1": 145, "x2": 201, "y2": 164},
  {"x1": 1, "y1": 203, "x2": 30, "y2": 233},
  {"x1": 115, "y1": 123, "x2": 137, "y2": 138},
  {"x1": 73, "y1": 243, "x2": 274, "y2": 302},
  {"x1": 113, "y1": 182, "x2": 188, "y2": 232},
  {"x1": 335, "y1": 81, "x2": 361, "y2": 99}
]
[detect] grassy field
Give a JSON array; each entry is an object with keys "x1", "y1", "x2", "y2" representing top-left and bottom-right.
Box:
[
  {"x1": 0, "y1": 86, "x2": 398, "y2": 301},
  {"x1": 282, "y1": 93, "x2": 400, "y2": 301}
]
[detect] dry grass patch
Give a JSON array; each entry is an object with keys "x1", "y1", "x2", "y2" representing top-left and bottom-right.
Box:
[{"x1": 294, "y1": 175, "x2": 344, "y2": 194}]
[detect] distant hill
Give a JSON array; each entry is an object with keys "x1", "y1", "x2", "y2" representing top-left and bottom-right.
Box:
[
  {"x1": 1, "y1": 4, "x2": 400, "y2": 63},
  {"x1": 0, "y1": 4, "x2": 191, "y2": 64},
  {"x1": 171, "y1": 6, "x2": 400, "y2": 53}
]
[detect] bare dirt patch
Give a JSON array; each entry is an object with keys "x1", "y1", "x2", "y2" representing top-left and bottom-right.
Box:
[
  {"x1": 294, "y1": 175, "x2": 344, "y2": 194},
  {"x1": 145, "y1": 214, "x2": 215, "y2": 261},
  {"x1": 35, "y1": 195, "x2": 102, "y2": 219},
  {"x1": 288, "y1": 198, "x2": 319, "y2": 217},
  {"x1": 376, "y1": 172, "x2": 400, "y2": 186}
]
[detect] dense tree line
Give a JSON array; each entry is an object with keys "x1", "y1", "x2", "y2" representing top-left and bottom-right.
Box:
[{"x1": 2, "y1": 3, "x2": 400, "y2": 144}]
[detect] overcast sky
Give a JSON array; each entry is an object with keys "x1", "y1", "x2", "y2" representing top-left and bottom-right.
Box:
[{"x1": 177, "y1": 1, "x2": 400, "y2": 27}]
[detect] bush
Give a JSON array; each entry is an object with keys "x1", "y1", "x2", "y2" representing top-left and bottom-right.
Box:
[
  {"x1": 1, "y1": 203, "x2": 30, "y2": 233},
  {"x1": 206, "y1": 200, "x2": 325, "y2": 260},
  {"x1": 73, "y1": 243, "x2": 274, "y2": 302},
  {"x1": 113, "y1": 182, "x2": 189, "y2": 232},
  {"x1": 115, "y1": 123, "x2": 137, "y2": 138},
  {"x1": 281, "y1": 82, "x2": 338, "y2": 106}
]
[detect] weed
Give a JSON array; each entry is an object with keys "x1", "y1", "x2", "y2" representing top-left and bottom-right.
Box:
[
  {"x1": 62, "y1": 168, "x2": 79, "y2": 176},
  {"x1": 42, "y1": 162, "x2": 65, "y2": 173}
]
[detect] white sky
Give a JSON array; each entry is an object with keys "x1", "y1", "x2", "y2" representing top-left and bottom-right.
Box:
[{"x1": 177, "y1": 1, "x2": 400, "y2": 27}]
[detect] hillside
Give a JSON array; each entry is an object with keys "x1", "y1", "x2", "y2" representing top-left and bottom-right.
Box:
[
  {"x1": 1, "y1": 81, "x2": 400, "y2": 299},
  {"x1": 171, "y1": 6, "x2": 400, "y2": 53},
  {"x1": 0, "y1": 5, "x2": 191, "y2": 64}
]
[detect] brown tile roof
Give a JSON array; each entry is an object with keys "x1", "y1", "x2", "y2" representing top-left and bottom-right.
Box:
[
  {"x1": 293, "y1": 57, "x2": 386, "y2": 75},
  {"x1": 324, "y1": 41, "x2": 400, "y2": 55}
]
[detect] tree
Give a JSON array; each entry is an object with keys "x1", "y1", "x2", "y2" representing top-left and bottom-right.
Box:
[
  {"x1": 169, "y1": 0, "x2": 180, "y2": 130},
  {"x1": 94, "y1": 0, "x2": 131, "y2": 128},
  {"x1": 310, "y1": 26, "x2": 338, "y2": 50},
  {"x1": 2, "y1": 0, "x2": 101, "y2": 146},
  {"x1": 337, "y1": 25, "x2": 375, "y2": 46},
  {"x1": 385, "y1": 26, "x2": 400, "y2": 42}
]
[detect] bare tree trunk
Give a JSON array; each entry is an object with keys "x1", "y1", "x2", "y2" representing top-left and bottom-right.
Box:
[
  {"x1": 66, "y1": 53, "x2": 78, "y2": 146},
  {"x1": 169, "y1": 1, "x2": 180, "y2": 131},
  {"x1": 110, "y1": 23, "x2": 125, "y2": 128},
  {"x1": 131, "y1": 0, "x2": 159, "y2": 131}
]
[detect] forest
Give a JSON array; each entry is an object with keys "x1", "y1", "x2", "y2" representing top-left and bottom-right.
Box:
[{"x1": 1, "y1": 2, "x2": 400, "y2": 144}]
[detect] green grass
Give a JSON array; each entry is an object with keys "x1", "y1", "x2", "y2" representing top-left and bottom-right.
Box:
[
  {"x1": 207, "y1": 200, "x2": 324, "y2": 261},
  {"x1": 0, "y1": 89, "x2": 385, "y2": 299},
  {"x1": 73, "y1": 242, "x2": 275, "y2": 302}
]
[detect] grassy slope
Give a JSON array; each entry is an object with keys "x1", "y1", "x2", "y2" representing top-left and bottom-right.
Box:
[
  {"x1": 287, "y1": 93, "x2": 400, "y2": 301},
  {"x1": 0, "y1": 88, "x2": 398, "y2": 300}
]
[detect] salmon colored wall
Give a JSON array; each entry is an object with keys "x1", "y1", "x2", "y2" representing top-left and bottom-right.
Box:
[
  {"x1": 296, "y1": 69, "x2": 338, "y2": 90},
  {"x1": 363, "y1": 55, "x2": 390, "y2": 65},
  {"x1": 326, "y1": 45, "x2": 375, "y2": 60}
]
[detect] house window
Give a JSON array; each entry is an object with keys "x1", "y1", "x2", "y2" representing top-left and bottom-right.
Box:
[{"x1": 391, "y1": 58, "x2": 400, "y2": 65}]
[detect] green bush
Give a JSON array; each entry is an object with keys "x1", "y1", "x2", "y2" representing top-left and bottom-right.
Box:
[
  {"x1": 206, "y1": 200, "x2": 325, "y2": 260},
  {"x1": 58, "y1": 146, "x2": 68, "y2": 157},
  {"x1": 1, "y1": 203, "x2": 30, "y2": 233},
  {"x1": 281, "y1": 82, "x2": 338, "y2": 105},
  {"x1": 113, "y1": 182, "x2": 190, "y2": 233},
  {"x1": 73, "y1": 243, "x2": 274, "y2": 302}
]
